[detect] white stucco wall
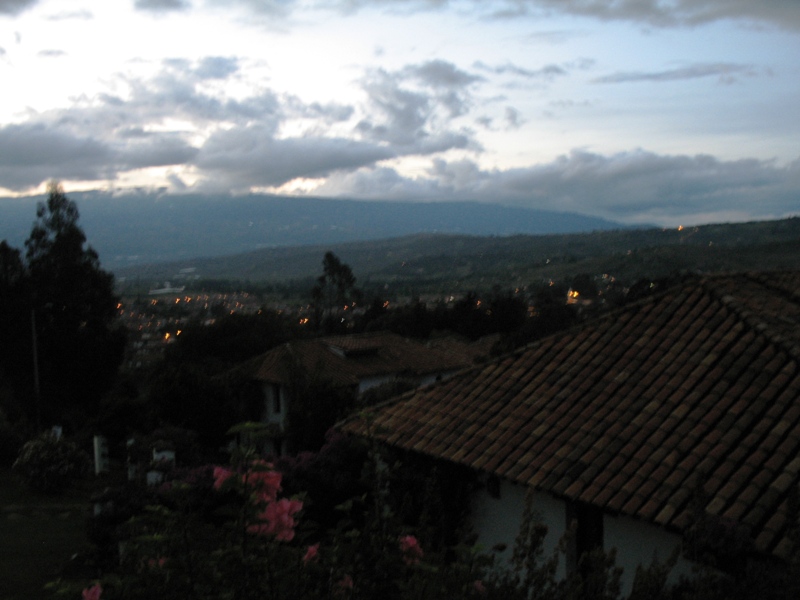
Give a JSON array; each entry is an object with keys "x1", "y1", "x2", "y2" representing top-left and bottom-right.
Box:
[
  {"x1": 357, "y1": 375, "x2": 394, "y2": 394},
  {"x1": 470, "y1": 479, "x2": 697, "y2": 595},
  {"x1": 262, "y1": 383, "x2": 288, "y2": 426},
  {"x1": 470, "y1": 479, "x2": 567, "y2": 579},
  {"x1": 604, "y1": 512, "x2": 695, "y2": 595}
]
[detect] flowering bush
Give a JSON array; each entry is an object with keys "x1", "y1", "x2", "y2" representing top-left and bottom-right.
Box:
[
  {"x1": 82, "y1": 583, "x2": 102, "y2": 600},
  {"x1": 399, "y1": 535, "x2": 423, "y2": 566},
  {"x1": 13, "y1": 431, "x2": 89, "y2": 493}
]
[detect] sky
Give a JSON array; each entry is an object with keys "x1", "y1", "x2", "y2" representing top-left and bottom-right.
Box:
[{"x1": 0, "y1": 0, "x2": 798, "y2": 227}]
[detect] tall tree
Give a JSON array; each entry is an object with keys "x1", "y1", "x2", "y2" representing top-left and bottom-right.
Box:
[
  {"x1": 310, "y1": 251, "x2": 361, "y2": 333},
  {"x1": 22, "y1": 183, "x2": 125, "y2": 428},
  {"x1": 0, "y1": 241, "x2": 31, "y2": 422}
]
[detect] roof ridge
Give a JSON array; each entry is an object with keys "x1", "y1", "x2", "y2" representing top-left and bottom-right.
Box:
[{"x1": 706, "y1": 271, "x2": 800, "y2": 359}]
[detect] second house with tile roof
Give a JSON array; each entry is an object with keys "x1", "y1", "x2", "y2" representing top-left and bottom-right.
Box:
[{"x1": 252, "y1": 331, "x2": 474, "y2": 455}]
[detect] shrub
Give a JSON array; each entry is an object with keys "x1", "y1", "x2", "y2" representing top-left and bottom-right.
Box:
[{"x1": 12, "y1": 431, "x2": 89, "y2": 493}]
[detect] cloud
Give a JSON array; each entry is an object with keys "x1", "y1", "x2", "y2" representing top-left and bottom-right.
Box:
[
  {"x1": 404, "y1": 59, "x2": 483, "y2": 89},
  {"x1": 504, "y1": 106, "x2": 523, "y2": 129},
  {"x1": 37, "y1": 49, "x2": 66, "y2": 58},
  {"x1": 205, "y1": 0, "x2": 292, "y2": 17},
  {"x1": 0, "y1": 0, "x2": 37, "y2": 16},
  {"x1": 357, "y1": 61, "x2": 481, "y2": 148},
  {"x1": 486, "y1": 0, "x2": 800, "y2": 29},
  {"x1": 313, "y1": 149, "x2": 800, "y2": 226},
  {"x1": 473, "y1": 60, "x2": 567, "y2": 81},
  {"x1": 193, "y1": 125, "x2": 396, "y2": 190},
  {"x1": 193, "y1": 56, "x2": 239, "y2": 79},
  {"x1": 305, "y1": 0, "x2": 800, "y2": 30},
  {"x1": 0, "y1": 122, "x2": 198, "y2": 190},
  {"x1": 357, "y1": 69, "x2": 439, "y2": 145},
  {"x1": 0, "y1": 123, "x2": 112, "y2": 190},
  {"x1": 134, "y1": 0, "x2": 190, "y2": 11},
  {"x1": 45, "y1": 9, "x2": 93, "y2": 20},
  {"x1": 593, "y1": 63, "x2": 767, "y2": 85}
]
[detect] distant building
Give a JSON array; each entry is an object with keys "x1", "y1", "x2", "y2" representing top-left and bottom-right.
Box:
[{"x1": 253, "y1": 331, "x2": 476, "y2": 454}]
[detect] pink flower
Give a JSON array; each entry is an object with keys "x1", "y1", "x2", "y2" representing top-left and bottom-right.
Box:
[
  {"x1": 247, "y1": 468, "x2": 282, "y2": 504},
  {"x1": 303, "y1": 543, "x2": 320, "y2": 565},
  {"x1": 212, "y1": 466, "x2": 237, "y2": 490},
  {"x1": 248, "y1": 498, "x2": 303, "y2": 541},
  {"x1": 473, "y1": 580, "x2": 487, "y2": 595},
  {"x1": 399, "y1": 534, "x2": 423, "y2": 565},
  {"x1": 82, "y1": 583, "x2": 102, "y2": 600},
  {"x1": 333, "y1": 574, "x2": 353, "y2": 598}
]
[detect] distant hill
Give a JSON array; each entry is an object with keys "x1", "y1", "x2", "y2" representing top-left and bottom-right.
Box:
[
  {"x1": 0, "y1": 192, "x2": 626, "y2": 270},
  {"x1": 113, "y1": 217, "x2": 800, "y2": 297}
]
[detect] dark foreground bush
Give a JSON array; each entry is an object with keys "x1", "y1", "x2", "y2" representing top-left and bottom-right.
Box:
[{"x1": 13, "y1": 431, "x2": 89, "y2": 494}]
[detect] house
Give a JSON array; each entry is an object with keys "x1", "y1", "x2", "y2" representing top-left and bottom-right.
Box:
[
  {"x1": 338, "y1": 272, "x2": 800, "y2": 594},
  {"x1": 253, "y1": 331, "x2": 475, "y2": 454}
]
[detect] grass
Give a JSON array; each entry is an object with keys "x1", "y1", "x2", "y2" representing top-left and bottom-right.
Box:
[{"x1": 0, "y1": 468, "x2": 93, "y2": 600}]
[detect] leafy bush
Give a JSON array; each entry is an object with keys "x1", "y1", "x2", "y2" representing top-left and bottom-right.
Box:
[{"x1": 12, "y1": 431, "x2": 89, "y2": 493}]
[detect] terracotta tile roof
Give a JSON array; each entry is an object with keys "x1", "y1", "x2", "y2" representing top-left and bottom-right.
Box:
[
  {"x1": 339, "y1": 272, "x2": 800, "y2": 560},
  {"x1": 254, "y1": 331, "x2": 473, "y2": 388}
]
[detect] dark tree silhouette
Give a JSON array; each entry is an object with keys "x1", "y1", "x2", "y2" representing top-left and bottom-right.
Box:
[
  {"x1": 0, "y1": 241, "x2": 31, "y2": 422},
  {"x1": 310, "y1": 251, "x2": 361, "y2": 333},
  {"x1": 19, "y1": 183, "x2": 126, "y2": 429}
]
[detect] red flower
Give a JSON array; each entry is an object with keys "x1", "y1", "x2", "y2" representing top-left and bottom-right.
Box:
[
  {"x1": 248, "y1": 468, "x2": 282, "y2": 504},
  {"x1": 333, "y1": 574, "x2": 354, "y2": 597},
  {"x1": 248, "y1": 498, "x2": 303, "y2": 541},
  {"x1": 303, "y1": 543, "x2": 320, "y2": 564},
  {"x1": 82, "y1": 583, "x2": 102, "y2": 600},
  {"x1": 399, "y1": 534, "x2": 423, "y2": 565},
  {"x1": 473, "y1": 579, "x2": 487, "y2": 595},
  {"x1": 212, "y1": 466, "x2": 236, "y2": 490}
]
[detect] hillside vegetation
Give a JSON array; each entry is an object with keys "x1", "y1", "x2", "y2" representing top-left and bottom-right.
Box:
[{"x1": 117, "y1": 217, "x2": 800, "y2": 297}]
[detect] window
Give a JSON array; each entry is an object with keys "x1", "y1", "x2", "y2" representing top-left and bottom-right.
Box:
[
  {"x1": 272, "y1": 384, "x2": 282, "y2": 414},
  {"x1": 566, "y1": 501, "x2": 604, "y2": 575}
]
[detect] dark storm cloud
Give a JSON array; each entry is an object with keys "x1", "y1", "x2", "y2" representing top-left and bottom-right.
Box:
[
  {"x1": 0, "y1": 122, "x2": 199, "y2": 190},
  {"x1": 193, "y1": 125, "x2": 396, "y2": 190},
  {"x1": 134, "y1": 0, "x2": 190, "y2": 12},
  {"x1": 0, "y1": 123, "x2": 111, "y2": 189},
  {"x1": 120, "y1": 135, "x2": 199, "y2": 169},
  {"x1": 315, "y1": 150, "x2": 800, "y2": 225},
  {"x1": 0, "y1": 0, "x2": 37, "y2": 16},
  {"x1": 462, "y1": 150, "x2": 800, "y2": 223},
  {"x1": 593, "y1": 63, "x2": 765, "y2": 85}
]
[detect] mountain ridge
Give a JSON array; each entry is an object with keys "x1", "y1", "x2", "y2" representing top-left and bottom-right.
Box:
[{"x1": 0, "y1": 192, "x2": 630, "y2": 270}]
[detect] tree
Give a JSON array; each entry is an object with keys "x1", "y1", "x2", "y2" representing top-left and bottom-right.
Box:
[
  {"x1": 0, "y1": 241, "x2": 31, "y2": 422},
  {"x1": 21, "y1": 183, "x2": 126, "y2": 428},
  {"x1": 310, "y1": 251, "x2": 361, "y2": 333}
]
